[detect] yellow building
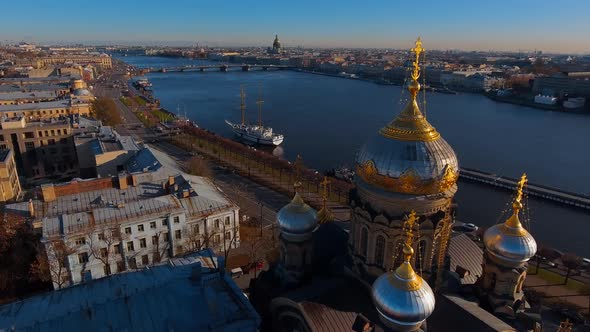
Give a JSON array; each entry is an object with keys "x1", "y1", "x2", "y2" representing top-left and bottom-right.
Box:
[
  {"x1": 0, "y1": 149, "x2": 21, "y2": 202},
  {"x1": 36, "y1": 54, "x2": 112, "y2": 69}
]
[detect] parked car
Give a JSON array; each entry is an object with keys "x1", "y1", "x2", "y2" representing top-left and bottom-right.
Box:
[{"x1": 230, "y1": 267, "x2": 244, "y2": 279}]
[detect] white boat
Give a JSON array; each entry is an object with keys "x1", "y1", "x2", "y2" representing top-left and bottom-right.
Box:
[
  {"x1": 225, "y1": 87, "x2": 284, "y2": 146},
  {"x1": 534, "y1": 94, "x2": 557, "y2": 105}
]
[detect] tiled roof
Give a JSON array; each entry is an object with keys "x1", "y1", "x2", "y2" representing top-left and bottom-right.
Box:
[{"x1": 448, "y1": 233, "x2": 483, "y2": 284}]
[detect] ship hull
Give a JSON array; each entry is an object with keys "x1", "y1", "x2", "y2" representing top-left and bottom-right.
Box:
[{"x1": 225, "y1": 120, "x2": 283, "y2": 146}]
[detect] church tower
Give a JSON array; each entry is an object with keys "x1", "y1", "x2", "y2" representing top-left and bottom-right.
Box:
[
  {"x1": 480, "y1": 174, "x2": 537, "y2": 317},
  {"x1": 350, "y1": 38, "x2": 459, "y2": 280}
]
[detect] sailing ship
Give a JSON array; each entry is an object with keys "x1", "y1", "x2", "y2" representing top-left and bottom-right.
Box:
[{"x1": 225, "y1": 87, "x2": 284, "y2": 146}]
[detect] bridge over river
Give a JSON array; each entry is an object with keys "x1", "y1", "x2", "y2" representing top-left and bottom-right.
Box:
[{"x1": 143, "y1": 64, "x2": 292, "y2": 73}]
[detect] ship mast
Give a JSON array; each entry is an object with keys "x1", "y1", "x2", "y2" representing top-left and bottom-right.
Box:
[
  {"x1": 240, "y1": 85, "x2": 246, "y2": 126},
  {"x1": 256, "y1": 84, "x2": 264, "y2": 129}
]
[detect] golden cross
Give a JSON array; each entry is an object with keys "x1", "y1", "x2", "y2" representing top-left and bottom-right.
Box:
[
  {"x1": 514, "y1": 173, "x2": 528, "y2": 207},
  {"x1": 410, "y1": 37, "x2": 425, "y2": 81},
  {"x1": 403, "y1": 211, "x2": 417, "y2": 247},
  {"x1": 320, "y1": 176, "x2": 330, "y2": 205}
]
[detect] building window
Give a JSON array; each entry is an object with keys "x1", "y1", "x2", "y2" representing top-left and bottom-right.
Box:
[
  {"x1": 139, "y1": 238, "x2": 146, "y2": 248},
  {"x1": 125, "y1": 227, "x2": 132, "y2": 235},
  {"x1": 116, "y1": 261, "x2": 126, "y2": 272},
  {"x1": 194, "y1": 224, "x2": 200, "y2": 234},
  {"x1": 75, "y1": 237, "x2": 86, "y2": 246},
  {"x1": 175, "y1": 230, "x2": 181, "y2": 240},
  {"x1": 162, "y1": 219, "x2": 168, "y2": 226},
  {"x1": 138, "y1": 224, "x2": 144, "y2": 232},
  {"x1": 214, "y1": 234, "x2": 221, "y2": 245},
  {"x1": 142, "y1": 255, "x2": 149, "y2": 265},
  {"x1": 129, "y1": 257, "x2": 137, "y2": 269},
  {"x1": 100, "y1": 248, "x2": 108, "y2": 258},
  {"x1": 24, "y1": 132, "x2": 34, "y2": 139},
  {"x1": 374, "y1": 235, "x2": 385, "y2": 267},
  {"x1": 98, "y1": 233, "x2": 105, "y2": 241},
  {"x1": 152, "y1": 235, "x2": 158, "y2": 245},
  {"x1": 114, "y1": 244, "x2": 121, "y2": 254},
  {"x1": 163, "y1": 232, "x2": 169, "y2": 242},
  {"x1": 153, "y1": 252, "x2": 161, "y2": 263},
  {"x1": 215, "y1": 219, "x2": 220, "y2": 229},
  {"x1": 360, "y1": 227, "x2": 368, "y2": 258},
  {"x1": 150, "y1": 221, "x2": 156, "y2": 229},
  {"x1": 78, "y1": 252, "x2": 89, "y2": 264},
  {"x1": 225, "y1": 231, "x2": 232, "y2": 240},
  {"x1": 225, "y1": 216, "x2": 231, "y2": 225},
  {"x1": 127, "y1": 241, "x2": 134, "y2": 251},
  {"x1": 173, "y1": 216, "x2": 180, "y2": 224}
]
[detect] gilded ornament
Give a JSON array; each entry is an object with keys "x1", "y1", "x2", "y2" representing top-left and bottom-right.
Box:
[{"x1": 356, "y1": 160, "x2": 458, "y2": 195}]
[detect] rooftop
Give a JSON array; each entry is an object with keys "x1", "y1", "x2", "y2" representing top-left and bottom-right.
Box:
[
  {"x1": 0, "y1": 250, "x2": 260, "y2": 332},
  {"x1": 0, "y1": 99, "x2": 71, "y2": 112},
  {"x1": 0, "y1": 90, "x2": 59, "y2": 101}
]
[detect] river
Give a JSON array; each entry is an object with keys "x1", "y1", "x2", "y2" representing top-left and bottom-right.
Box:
[{"x1": 117, "y1": 55, "x2": 590, "y2": 256}]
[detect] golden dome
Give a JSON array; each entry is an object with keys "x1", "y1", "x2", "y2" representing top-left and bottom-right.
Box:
[{"x1": 355, "y1": 38, "x2": 458, "y2": 196}]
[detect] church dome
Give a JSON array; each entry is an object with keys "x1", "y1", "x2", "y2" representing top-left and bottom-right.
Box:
[
  {"x1": 73, "y1": 88, "x2": 91, "y2": 96},
  {"x1": 372, "y1": 244, "x2": 435, "y2": 332},
  {"x1": 277, "y1": 191, "x2": 317, "y2": 240},
  {"x1": 273, "y1": 34, "x2": 281, "y2": 49},
  {"x1": 483, "y1": 174, "x2": 537, "y2": 267},
  {"x1": 355, "y1": 40, "x2": 458, "y2": 196}
]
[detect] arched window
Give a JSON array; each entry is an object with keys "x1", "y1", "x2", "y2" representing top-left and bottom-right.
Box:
[
  {"x1": 360, "y1": 227, "x2": 368, "y2": 258},
  {"x1": 374, "y1": 235, "x2": 385, "y2": 267}
]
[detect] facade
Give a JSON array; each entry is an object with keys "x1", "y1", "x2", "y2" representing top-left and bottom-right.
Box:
[
  {"x1": 6, "y1": 147, "x2": 240, "y2": 289},
  {"x1": 36, "y1": 54, "x2": 112, "y2": 69},
  {"x1": 533, "y1": 74, "x2": 590, "y2": 97},
  {"x1": 0, "y1": 99, "x2": 91, "y2": 119},
  {"x1": 0, "y1": 149, "x2": 21, "y2": 202},
  {"x1": 0, "y1": 250, "x2": 260, "y2": 331},
  {"x1": 440, "y1": 71, "x2": 503, "y2": 92},
  {"x1": 0, "y1": 116, "x2": 78, "y2": 182}
]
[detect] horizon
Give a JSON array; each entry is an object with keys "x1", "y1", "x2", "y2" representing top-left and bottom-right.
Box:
[{"x1": 2, "y1": 0, "x2": 590, "y2": 54}]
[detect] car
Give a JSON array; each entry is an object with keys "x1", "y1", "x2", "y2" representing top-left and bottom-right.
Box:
[
  {"x1": 230, "y1": 267, "x2": 244, "y2": 279},
  {"x1": 452, "y1": 223, "x2": 478, "y2": 233}
]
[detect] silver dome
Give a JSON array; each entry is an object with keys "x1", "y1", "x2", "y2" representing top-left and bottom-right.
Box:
[
  {"x1": 277, "y1": 192, "x2": 317, "y2": 238},
  {"x1": 357, "y1": 133, "x2": 458, "y2": 183},
  {"x1": 372, "y1": 261, "x2": 435, "y2": 332},
  {"x1": 484, "y1": 217, "x2": 537, "y2": 267},
  {"x1": 73, "y1": 88, "x2": 91, "y2": 96}
]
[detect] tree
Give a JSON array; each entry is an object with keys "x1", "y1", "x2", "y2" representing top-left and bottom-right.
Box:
[
  {"x1": 185, "y1": 156, "x2": 212, "y2": 178},
  {"x1": 91, "y1": 97, "x2": 122, "y2": 126},
  {"x1": 43, "y1": 240, "x2": 76, "y2": 289},
  {"x1": 561, "y1": 253, "x2": 583, "y2": 285},
  {"x1": 239, "y1": 224, "x2": 273, "y2": 277},
  {"x1": 87, "y1": 222, "x2": 123, "y2": 277},
  {"x1": 152, "y1": 230, "x2": 171, "y2": 264}
]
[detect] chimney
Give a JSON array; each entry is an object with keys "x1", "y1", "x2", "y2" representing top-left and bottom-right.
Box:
[
  {"x1": 118, "y1": 174, "x2": 128, "y2": 190},
  {"x1": 182, "y1": 189, "x2": 190, "y2": 198},
  {"x1": 168, "y1": 175, "x2": 175, "y2": 187},
  {"x1": 131, "y1": 174, "x2": 138, "y2": 186},
  {"x1": 28, "y1": 199, "x2": 35, "y2": 217},
  {"x1": 41, "y1": 183, "x2": 56, "y2": 202}
]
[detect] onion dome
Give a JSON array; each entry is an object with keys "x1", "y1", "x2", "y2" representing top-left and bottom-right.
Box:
[
  {"x1": 317, "y1": 176, "x2": 334, "y2": 224},
  {"x1": 484, "y1": 174, "x2": 537, "y2": 267},
  {"x1": 355, "y1": 38, "x2": 458, "y2": 196},
  {"x1": 372, "y1": 212, "x2": 434, "y2": 332},
  {"x1": 273, "y1": 34, "x2": 281, "y2": 49},
  {"x1": 277, "y1": 189, "x2": 317, "y2": 241}
]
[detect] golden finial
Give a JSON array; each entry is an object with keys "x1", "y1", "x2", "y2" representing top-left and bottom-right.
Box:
[
  {"x1": 503, "y1": 173, "x2": 528, "y2": 233},
  {"x1": 378, "y1": 37, "x2": 440, "y2": 142},
  {"x1": 390, "y1": 211, "x2": 422, "y2": 290},
  {"x1": 293, "y1": 154, "x2": 304, "y2": 191},
  {"x1": 317, "y1": 176, "x2": 334, "y2": 224},
  {"x1": 410, "y1": 37, "x2": 425, "y2": 82},
  {"x1": 558, "y1": 319, "x2": 573, "y2": 332}
]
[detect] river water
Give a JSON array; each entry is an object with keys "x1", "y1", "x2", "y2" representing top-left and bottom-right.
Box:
[{"x1": 118, "y1": 55, "x2": 590, "y2": 256}]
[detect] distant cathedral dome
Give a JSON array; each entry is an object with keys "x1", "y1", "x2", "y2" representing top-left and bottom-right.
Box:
[
  {"x1": 273, "y1": 34, "x2": 281, "y2": 50},
  {"x1": 372, "y1": 212, "x2": 435, "y2": 332},
  {"x1": 277, "y1": 190, "x2": 317, "y2": 240},
  {"x1": 355, "y1": 40, "x2": 458, "y2": 196},
  {"x1": 484, "y1": 175, "x2": 537, "y2": 267}
]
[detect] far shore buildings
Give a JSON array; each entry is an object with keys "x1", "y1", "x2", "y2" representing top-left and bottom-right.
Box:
[
  {"x1": 0, "y1": 250, "x2": 260, "y2": 331},
  {"x1": 6, "y1": 147, "x2": 241, "y2": 289}
]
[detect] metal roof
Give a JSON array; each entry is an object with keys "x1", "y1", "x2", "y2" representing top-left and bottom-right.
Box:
[{"x1": 0, "y1": 250, "x2": 260, "y2": 332}]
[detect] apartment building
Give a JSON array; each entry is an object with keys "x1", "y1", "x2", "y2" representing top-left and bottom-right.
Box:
[{"x1": 0, "y1": 149, "x2": 21, "y2": 202}]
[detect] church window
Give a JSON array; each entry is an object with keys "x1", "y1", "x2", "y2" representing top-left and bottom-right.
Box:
[{"x1": 374, "y1": 235, "x2": 385, "y2": 266}]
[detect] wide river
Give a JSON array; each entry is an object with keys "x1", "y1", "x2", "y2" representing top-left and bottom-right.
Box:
[{"x1": 118, "y1": 55, "x2": 590, "y2": 256}]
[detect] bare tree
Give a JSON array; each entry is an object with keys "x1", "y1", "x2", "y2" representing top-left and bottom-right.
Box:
[
  {"x1": 561, "y1": 253, "x2": 583, "y2": 285},
  {"x1": 186, "y1": 224, "x2": 215, "y2": 253},
  {"x1": 152, "y1": 230, "x2": 171, "y2": 264},
  {"x1": 185, "y1": 156, "x2": 213, "y2": 178},
  {"x1": 222, "y1": 226, "x2": 240, "y2": 262},
  {"x1": 87, "y1": 223, "x2": 123, "y2": 277},
  {"x1": 44, "y1": 240, "x2": 76, "y2": 289}
]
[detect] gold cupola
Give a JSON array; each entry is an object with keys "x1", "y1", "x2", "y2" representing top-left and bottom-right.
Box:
[
  {"x1": 483, "y1": 174, "x2": 537, "y2": 267},
  {"x1": 371, "y1": 211, "x2": 435, "y2": 332},
  {"x1": 356, "y1": 38, "x2": 459, "y2": 196},
  {"x1": 317, "y1": 176, "x2": 334, "y2": 224}
]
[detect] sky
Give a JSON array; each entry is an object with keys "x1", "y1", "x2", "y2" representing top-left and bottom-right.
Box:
[{"x1": 2, "y1": 0, "x2": 590, "y2": 53}]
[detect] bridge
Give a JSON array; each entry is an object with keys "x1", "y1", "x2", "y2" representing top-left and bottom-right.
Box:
[
  {"x1": 459, "y1": 167, "x2": 590, "y2": 210},
  {"x1": 143, "y1": 64, "x2": 292, "y2": 73}
]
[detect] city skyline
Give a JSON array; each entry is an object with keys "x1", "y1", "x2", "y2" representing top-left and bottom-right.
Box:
[{"x1": 2, "y1": 0, "x2": 590, "y2": 54}]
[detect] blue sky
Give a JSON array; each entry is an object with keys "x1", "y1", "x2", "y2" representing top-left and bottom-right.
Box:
[{"x1": 2, "y1": 0, "x2": 589, "y2": 53}]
